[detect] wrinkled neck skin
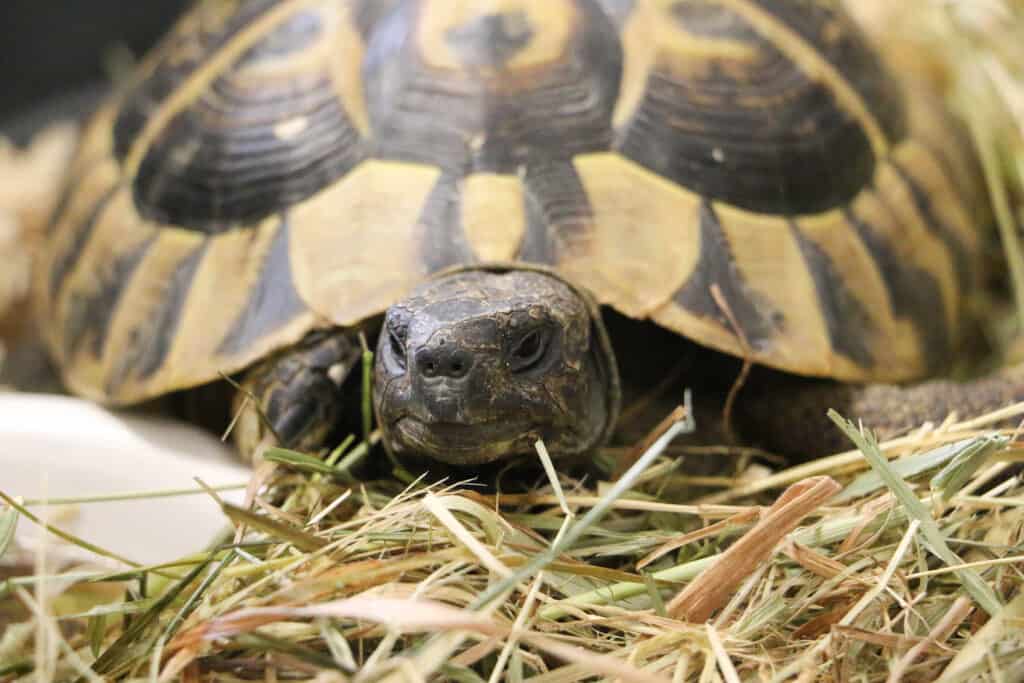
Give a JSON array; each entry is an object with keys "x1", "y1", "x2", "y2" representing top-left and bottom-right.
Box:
[{"x1": 374, "y1": 268, "x2": 619, "y2": 465}]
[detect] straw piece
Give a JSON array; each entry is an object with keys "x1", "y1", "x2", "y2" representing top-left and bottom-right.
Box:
[
  {"x1": 938, "y1": 590, "x2": 1024, "y2": 681},
  {"x1": 888, "y1": 596, "x2": 974, "y2": 683},
  {"x1": 666, "y1": 476, "x2": 840, "y2": 622},
  {"x1": 706, "y1": 623, "x2": 741, "y2": 683},
  {"x1": 423, "y1": 493, "x2": 512, "y2": 579}
]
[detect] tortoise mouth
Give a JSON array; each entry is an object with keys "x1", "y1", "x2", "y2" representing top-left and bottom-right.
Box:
[{"x1": 390, "y1": 416, "x2": 534, "y2": 465}]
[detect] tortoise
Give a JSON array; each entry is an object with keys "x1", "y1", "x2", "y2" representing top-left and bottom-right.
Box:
[{"x1": 33, "y1": 0, "x2": 1013, "y2": 465}]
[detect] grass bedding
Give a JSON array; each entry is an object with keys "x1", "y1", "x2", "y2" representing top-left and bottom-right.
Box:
[
  {"x1": 2, "y1": 1, "x2": 1024, "y2": 681},
  {"x1": 2, "y1": 403, "x2": 1023, "y2": 681}
]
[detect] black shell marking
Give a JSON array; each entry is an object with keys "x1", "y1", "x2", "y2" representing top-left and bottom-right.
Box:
[{"x1": 40, "y1": 0, "x2": 983, "y2": 402}]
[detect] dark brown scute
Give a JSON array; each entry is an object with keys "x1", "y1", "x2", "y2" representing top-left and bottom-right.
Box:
[
  {"x1": 217, "y1": 214, "x2": 308, "y2": 356},
  {"x1": 234, "y1": 8, "x2": 322, "y2": 65},
  {"x1": 614, "y1": 1, "x2": 899, "y2": 215},
  {"x1": 789, "y1": 222, "x2": 875, "y2": 369},
  {"x1": 595, "y1": 0, "x2": 634, "y2": 27},
  {"x1": 443, "y1": 11, "x2": 535, "y2": 69},
  {"x1": 844, "y1": 206, "x2": 951, "y2": 373},
  {"x1": 669, "y1": 1, "x2": 760, "y2": 40},
  {"x1": 132, "y1": 73, "x2": 363, "y2": 230},
  {"x1": 363, "y1": 0, "x2": 621, "y2": 175},
  {"x1": 518, "y1": 160, "x2": 594, "y2": 265},
  {"x1": 351, "y1": 0, "x2": 404, "y2": 40},
  {"x1": 126, "y1": 9, "x2": 365, "y2": 231},
  {"x1": 417, "y1": 172, "x2": 477, "y2": 273},
  {"x1": 673, "y1": 201, "x2": 780, "y2": 352},
  {"x1": 112, "y1": 0, "x2": 282, "y2": 162},
  {"x1": 746, "y1": 0, "x2": 906, "y2": 143}
]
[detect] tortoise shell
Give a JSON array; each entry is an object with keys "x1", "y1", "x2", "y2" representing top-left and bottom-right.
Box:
[{"x1": 36, "y1": 0, "x2": 984, "y2": 405}]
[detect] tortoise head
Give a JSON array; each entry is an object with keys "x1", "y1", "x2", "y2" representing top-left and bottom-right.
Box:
[{"x1": 374, "y1": 268, "x2": 620, "y2": 465}]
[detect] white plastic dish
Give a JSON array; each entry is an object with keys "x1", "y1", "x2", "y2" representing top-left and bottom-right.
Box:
[{"x1": 0, "y1": 393, "x2": 250, "y2": 564}]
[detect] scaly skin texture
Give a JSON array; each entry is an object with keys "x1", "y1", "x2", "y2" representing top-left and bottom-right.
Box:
[
  {"x1": 374, "y1": 270, "x2": 620, "y2": 465},
  {"x1": 232, "y1": 332, "x2": 361, "y2": 459},
  {"x1": 738, "y1": 365, "x2": 1024, "y2": 456}
]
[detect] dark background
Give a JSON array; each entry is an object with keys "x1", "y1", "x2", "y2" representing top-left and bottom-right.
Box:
[{"x1": 0, "y1": 0, "x2": 189, "y2": 141}]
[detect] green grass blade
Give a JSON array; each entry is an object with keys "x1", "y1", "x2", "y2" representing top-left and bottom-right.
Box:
[
  {"x1": 162, "y1": 549, "x2": 237, "y2": 641},
  {"x1": 0, "y1": 507, "x2": 17, "y2": 560},
  {"x1": 262, "y1": 446, "x2": 337, "y2": 474},
  {"x1": 835, "y1": 435, "x2": 1005, "y2": 503},
  {"x1": 0, "y1": 490, "x2": 143, "y2": 570},
  {"x1": 827, "y1": 410, "x2": 1002, "y2": 617},
  {"x1": 92, "y1": 556, "x2": 213, "y2": 676},
  {"x1": 87, "y1": 614, "x2": 106, "y2": 658},
  {"x1": 220, "y1": 503, "x2": 328, "y2": 553},
  {"x1": 361, "y1": 336, "x2": 374, "y2": 444},
  {"x1": 477, "y1": 401, "x2": 694, "y2": 612},
  {"x1": 930, "y1": 436, "x2": 1005, "y2": 499}
]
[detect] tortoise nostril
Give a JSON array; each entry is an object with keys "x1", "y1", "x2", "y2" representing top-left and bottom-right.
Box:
[{"x1": 416, "y1": 345, "x2": 473, "y2": 379}]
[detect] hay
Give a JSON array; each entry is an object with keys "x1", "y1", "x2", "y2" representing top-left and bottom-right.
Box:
[{"x1": 2, "y1": 406, "x2": 1023, "y2": 681}]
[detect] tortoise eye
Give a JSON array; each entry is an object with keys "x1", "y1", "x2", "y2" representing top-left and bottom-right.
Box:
[
  {"x1": 388, "y1": 329, "x2": 407, "y2": 370},
  {"x1": 510, "y1": 329, "x2": 549, "y2": 373}
]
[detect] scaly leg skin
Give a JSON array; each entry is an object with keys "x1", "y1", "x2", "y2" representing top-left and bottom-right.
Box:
[
  {"x1": 739, "y1": 364, "x2": 1024, "y2": 457},
  {"x1": 232, "y1": 330, "x2": 362, "y2": 460}
]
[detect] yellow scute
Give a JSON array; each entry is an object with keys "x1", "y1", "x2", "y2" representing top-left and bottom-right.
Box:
[{"x1": 288, "y1": 160, "x2": 440, "y2": 325}]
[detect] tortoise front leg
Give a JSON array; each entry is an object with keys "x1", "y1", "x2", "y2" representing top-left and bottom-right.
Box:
[{"x1": 232, "y1": 330, "x2": 362, "y2": 458}]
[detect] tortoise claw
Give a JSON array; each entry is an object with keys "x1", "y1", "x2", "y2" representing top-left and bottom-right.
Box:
[{"x1": 231, "y1": 331, "x2": 361, "y2": 459}]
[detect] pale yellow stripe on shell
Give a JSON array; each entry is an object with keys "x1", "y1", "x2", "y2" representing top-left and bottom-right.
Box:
[
  {"x1": 138, "y1": 221, "x2": 317, "y2": 400},
  {"x1": 613, "y1": 1, "x2": 759, "y2": 130},
  {"x1": 37, "y1": 157, "x2": 121, "y2": 321},
  {"x1": 416, "y1": 0, "x2": 575, "y2": 72},
  {"x1": 66, "y1": 101, "x2": 118, "y2": 178},
  {"x1": 714, "y1": 0, "x2": 890, "y2": 158},
  {"x1": 873, "y1": 158, "x2": 961, "y2": 332},
  {"x1": 690, "y1": 202, "x2": 839, "y2": 378},
  {"x1": 147, "y1": 0, "x2": 248, "y2": 73},
  {"x1": 461, "y1": 173, "x2": 526, "y2": 262},
  {"x1": 328, "y1": 2, "x2": 371, "y2": 136},
  {"x1": 567, "y1": 153, "x2": 701, "y2": 318},
  {"x1": 903, "y1": 87, "x2": 984, "y2": 212},
  {"x1": 848, "y1": 187, "x2": 946, "y2": 377},
  {"x1": 230, "y1": 3, "x2": 342, "y2": 80},
  {"x1": 893, "y1": 139, "x2": 979, "y2": 254},
  {"x1": 53, "y1": 185, "x2": 152, "y2": 318},
  {"x1": 99, "y1": 228, "x2": 205, "y2": 396},
  {"x1": 289, "y1": 159, "x2": 441, "y2": 325},
  {"x1": 796, "y1": 207, "x2": 923, "y2": 380},
  {"x1": 55, "y1": 189, "x2": 158, "y2": 400},
  {"x1": 612, "y1": 5, "x2": 657, "y2": 132},
  {"x1": 113, "y1": 0, "x2": 228, "y2": 88},
  {"x1": 222, "y1": 4, "x2": 364, "y2": 137},
  {"x1": 122, "y1": 0, "x2": 328, "y2": 180}
]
